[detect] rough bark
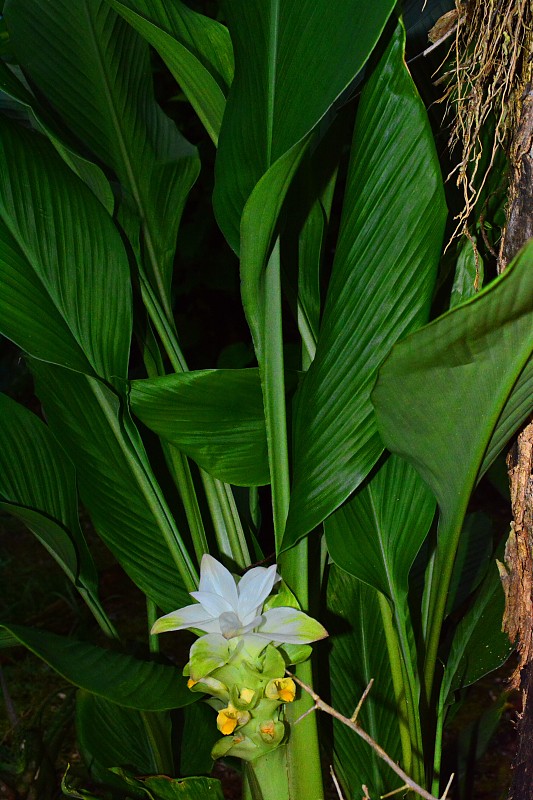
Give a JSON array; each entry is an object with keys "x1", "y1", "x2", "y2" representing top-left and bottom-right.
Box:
[{"x1": 499, "y1": 77, "x2": 533, "y2": 800}]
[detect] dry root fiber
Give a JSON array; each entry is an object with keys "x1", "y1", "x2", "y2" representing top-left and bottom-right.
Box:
[{"x1": 434, "y1": 0, "x2": 532, "y2": 241}]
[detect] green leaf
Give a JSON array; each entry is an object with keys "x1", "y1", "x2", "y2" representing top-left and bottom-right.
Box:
[
  {"x1": 0, "y1": 60, "x2": 115, "y2": 213},
  {"x1": 0, "y1": 118, "x2": 131, "y2": 381},
  {"x1": 179, "y1": 703, "x2": 218, "y2": 776},
  {"x1": 446, "y1": 512, "x2": 492, "y2": 615},
  {"x1": 5, "y1": 0, "x2": 199, "y2": 314},
  {"x1": 114, "y1": 770, "x2": 225, "y2": 800},
  {"x1": 327, "y1": 566, "x2": 400, "y2": 797},
  {"x1": 31, "y1": 360, "x2": 196, "y2": 611},
  {"x1": 283, "y1": 21, "x2": 446, "y2": 547},
  {"x1": 76, "y1": 691, "x2": 174, "y2": 776},
  {"x1": 0, "y1": 624, "x2": 194, "y2": 710},
  {"x1": 214, "y1": 0, "x2": 395, "y2": 252},
  {"x1": 441, "y1": 561, "x2": 513, "y2": 707},
  {"x1": 130, "y1": 369, "x2": 269, "y2": 486},
  {"x1": 108, "y1": 0, "x2": 233, "y2": 144},
  {"x1": 372, "y1": 240, "x2": 533, "y2": 686},
  {"x1": 450, "y1": 236, "x2": 484, "y2": 309},
  {"x1": 325, "y1": 454, "x2": 435, "y2": 600}
]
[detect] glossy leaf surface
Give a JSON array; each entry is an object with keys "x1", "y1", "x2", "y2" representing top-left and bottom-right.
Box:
[
  {"x1": 5, "y1": 0, "x2": 199, "y2": 311},
  {"x1": 283, "y1": 22, "x2": 446, "y2": 547},
  {"x1": 0, "y1": 395, "x2": 109, "y2": 624},
  {"x1": 372, "y1": 241, "x2": 533, "y2": 653},
  {"x1": 0, "y1": 119, "x2": 131, "y2": 381},
  {"x1": 328, "y1": 566, "x2": 400, "y2": 797},
  {"x1": 325, "y1": 454, "x2": 435, "y2": 602},
  {"x1": 109, "y1": 0, "x2": 233, "y2": 143},
  {"x1": 0, "y1": 624, "x2": 193, "y2": 710},
  {"x1": 214, "y1": 0, "x2": 395, "y2": 251},
  {"x1": 130, "y1": 369, "x2": 269, "y2": 486},
  {"x1": 77, "y1": 691, "x2": 173, "y2": 775},
  {"x1": 31, "y1": 360, "x2": 194, "y2": 611}
]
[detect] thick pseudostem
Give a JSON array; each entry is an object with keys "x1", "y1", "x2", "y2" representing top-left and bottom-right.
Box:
[{"x1": 435, "y1": 0, "x2": 532, "y2": 240}]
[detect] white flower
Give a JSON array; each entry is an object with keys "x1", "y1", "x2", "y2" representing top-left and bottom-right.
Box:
[{"x1": 151, "y1": 554, "x2": 327, "y2": 647}]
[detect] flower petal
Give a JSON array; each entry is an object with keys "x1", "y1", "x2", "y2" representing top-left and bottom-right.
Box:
[
  {"x1": 198, "y1": 554, "x2": 239, "y2": 610},
  {"x1": 255, "y1": 607, "x2": 328, "y2": 644},
  {"x1": 237, "y1": 565, "x2": 279, "y2": 622},
  {"x1": 190, "y1": 590, "x2": 234, "y2": 618},
  {"x1": 151, "y1": 603, "x2": 217, "y2": 635},
  {"x1": 188, "y1": 633, "x2": 234, "y2": 681}
]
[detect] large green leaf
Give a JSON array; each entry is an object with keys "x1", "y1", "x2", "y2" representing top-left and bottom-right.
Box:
[
  {"x1": 108, "y1": 0, "x2": 233, "y2": 144},
  {"x1": 31, "y1": 360, "x2": 196, "y2": 611},
  {"x1": 0, "y1": 118, "x2": 131, "y2": 381},
  {"x1": 0, "y1": 393, "x2": 113, "y2": 630},
  {"x1": 327, "y1": 566, "x2": 400, "y2": 798},
  {"x1": 5, "y1": 0, "x2": 199, "y2": 313},
  {"x1": 77, "y1": 691, "x2": 173, "y2": 776},
  {"x1": 0, "y1": 624, "x2": 193, "y2": 710},
  {"x1": 325, "y1": 454, "x2": 435, "y2": 603},
  {"x1": 440, "y1": 561, "x2": 513, "y2": 708},
  {"x1": 0, "y1": 59, "x2": 115, "y2": 213},
  {"x1": 283, "y1": 22, "x2": 446, "y2": 547},
  {"x1": 372, "y1": 240, "x2": 533, "y2": 682},
  {"x1": 130, "y1": 369, "x2": 269, "y2": 486},
  {"x1": 214, "y1": 0, "x2": 395, "y2": 253}
]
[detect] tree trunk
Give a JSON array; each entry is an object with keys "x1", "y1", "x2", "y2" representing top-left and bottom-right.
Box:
[{"x1": 499, "y1": 79, "x2": 533, "y2": 800}]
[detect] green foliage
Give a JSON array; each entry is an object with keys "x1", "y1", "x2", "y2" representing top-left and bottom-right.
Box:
[{"x1": 0, "y1": 2, "x2": 528, "y2": 799}]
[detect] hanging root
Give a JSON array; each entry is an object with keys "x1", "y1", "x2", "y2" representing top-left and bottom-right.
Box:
[{"x1": 434, "y1": 0, "x2": 532, "y2": 243}]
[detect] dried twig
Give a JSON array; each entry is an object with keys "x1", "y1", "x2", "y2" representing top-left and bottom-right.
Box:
[
  {"x1": 287, "y1": 671, "x2": 454, "y2": 800},
  {"x1": 330, "y1": 765, "x2": 346, "y2": 800}
]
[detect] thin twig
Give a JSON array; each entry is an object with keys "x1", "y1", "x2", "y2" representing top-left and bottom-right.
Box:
[
  {"x1": 330, "y1": 765, "x2": 346, "y2": 800},
  {"x1": 351, "y1": 678, "x2": 374, "y2": 723},
  {"x1": 287, "y1": 671, "x2": 454, "y2": 800}
]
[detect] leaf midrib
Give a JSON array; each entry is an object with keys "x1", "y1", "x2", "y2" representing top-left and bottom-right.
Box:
[{"x1": 83, "y1": 0, "x2": 171, "y2": 314}]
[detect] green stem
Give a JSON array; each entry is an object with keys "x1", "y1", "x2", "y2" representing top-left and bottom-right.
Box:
[
  {"x1": 377, "y1": 593, "x2": 413, "y2": 778},
  {"x1": 164, "y1": 442, "x2": 209, "y2": 564},
  {"x1": 140, "y1": 274, "x2": 248, "y2": 571},
  {"x1": 432, "y1": 700, "x2": 445, "y2": 797},
  {"x1": 201, "y1": 475, "x2": 251, "y2": 568},
  {"x1": 280, "y1": 539, "x2": 325, "y2": 800},
  {"x1": 78, "y1": 588, "x2": 119, "y2": 640},
  {"x1": 147, "y1": 597, "x2": 160, "y2": 654},
  {"x1": 423, "y1": 508, "x2": 469, "y2": 703},
  {"x1": 245, "y1": 748, "x2": 290, "y2": 800},
  {"x1": 263, "y1": 240, "x2": 290, "y2": 550}
]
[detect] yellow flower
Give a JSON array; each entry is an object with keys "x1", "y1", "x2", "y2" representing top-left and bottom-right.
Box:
[
  {"x1": 217, "y1": 704, "x2": 250, "y2": 735},
  {"x1": 265, "y1": 677, "x2": 296, "y2": 703},
  {"x1": 239, "y1": 687, "x2": 256, "y2": 705},
  {"x1": 187, "y1": 678, "x2": 198, "y2": 689}
]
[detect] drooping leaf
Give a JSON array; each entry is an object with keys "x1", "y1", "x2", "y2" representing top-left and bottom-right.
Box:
[
  {"x1": 108, "y1": 0, "x2": 233, "y2": 144},
  {"x1": 372, "y1": 241, "x2": 533, "y2": 669},
  {"x1": 76, "y1": 691, "x2": 174, "y2": 776},
  {"x1": 327, "y1": 566, "x2": 400, "y2": 797},
  {"x1": 0, "y1": 395, "x2": 112, "y2": 629},
  {"x1": 0, "y1": 118, "x2": 131, "y2": 381},
  {"x1": 114, "y1": 770, "x2": 225, "y2": 800},
  {"x1": 440, "y1": 561, "x2": 514, "y2": 708},
  {"x1": 130, "y1": 369, "x2": 269, "y2": 486},
  {"x1": 31, "y1": 359, "x2": 196, "y2": 611},
  {"x1": 0, "y1": 59, "x2": 115, "y2": 213},
  {"x1": 214, "y1": 0, "x2": 396, "y2": 253},
  {"x1": 283, "y1": 21, "x2": 446, "y2": 547},
  {"x1": 0, "y1": 624, "x2": 194, "y2": 710},
  {"x1": 5, "y1": 0, "x2": 199, "y2": 313}
]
